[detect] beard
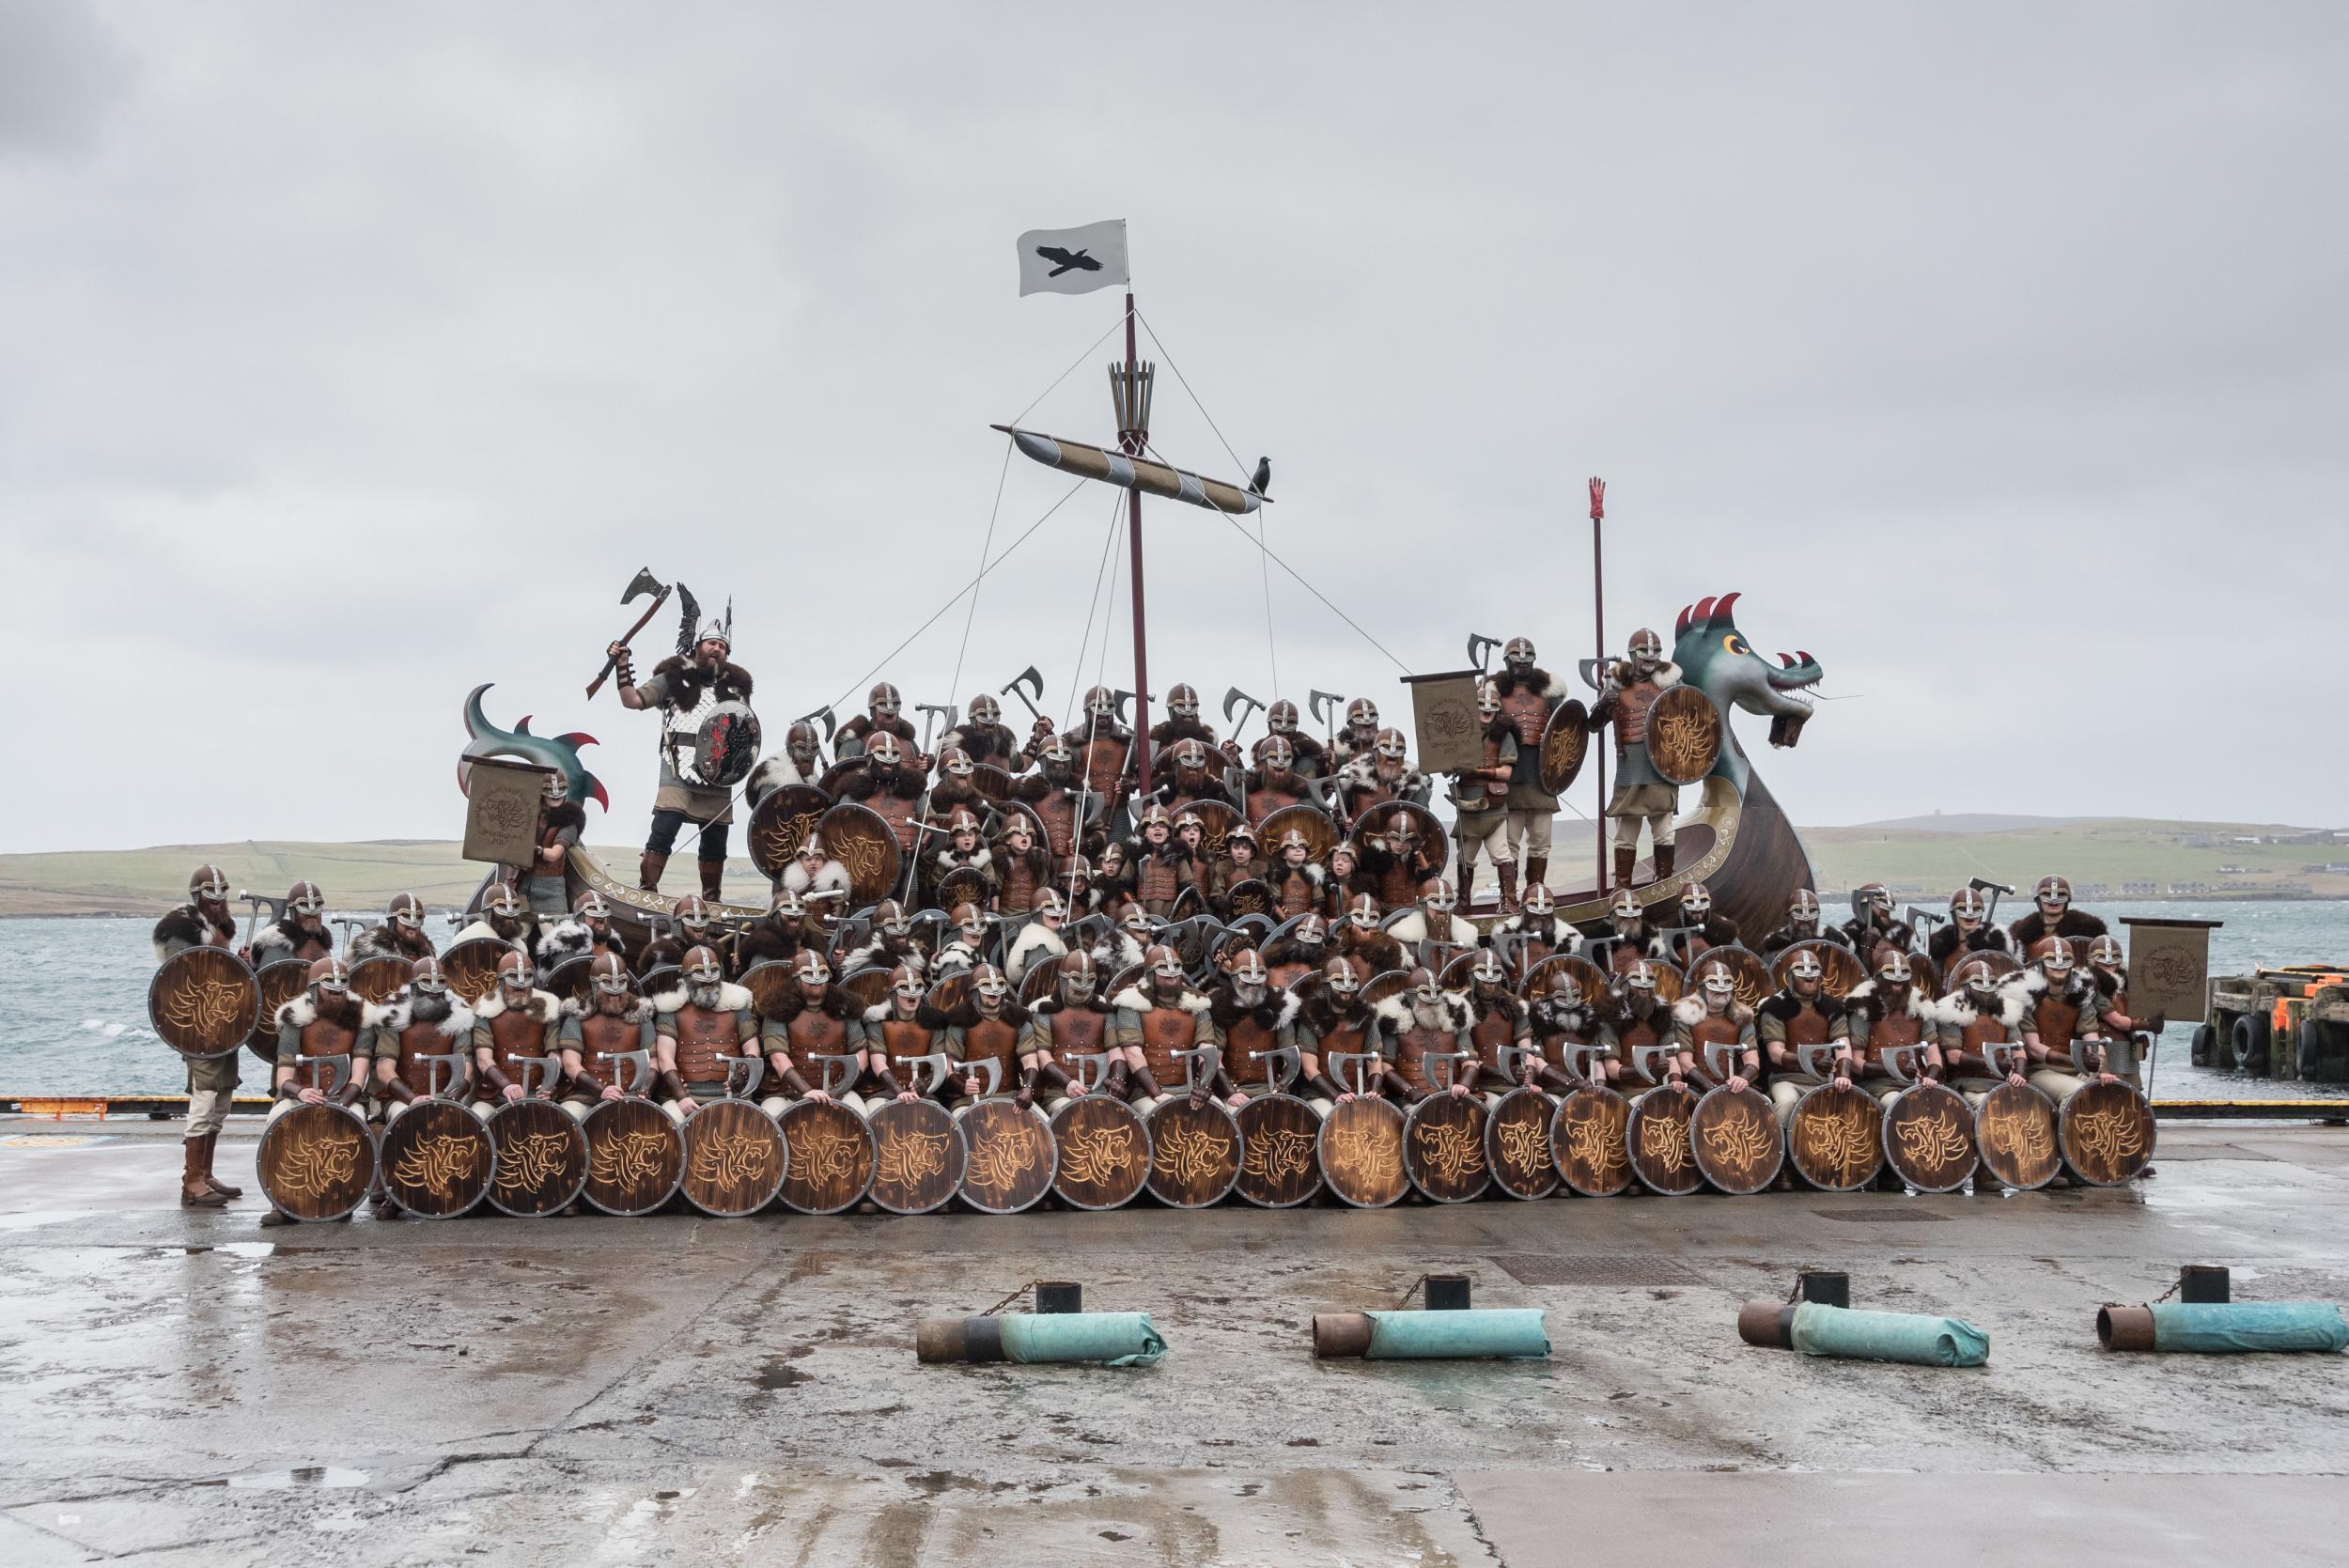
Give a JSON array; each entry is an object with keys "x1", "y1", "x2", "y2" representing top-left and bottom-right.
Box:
[
  {"x1": 411, "y1": 992, "x2": 452, "y2": 1025},
  {"x1": 596, "y1": 991, "x2": 633, "y2": 1016},
  {"x1": 317, "y1": 990, "x2": 362, "y2": 1027},
  {"x1": 691, "y1": 982, "x2": 725, "y2": 1010}
]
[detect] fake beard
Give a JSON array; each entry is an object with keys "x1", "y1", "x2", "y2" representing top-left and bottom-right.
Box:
[
  {"x1": 691, "y1": 982, "x2": 726, "y2": 1010},
  {"x1": 411, "y1": 993, "x2": 453, "y2": 1026}
]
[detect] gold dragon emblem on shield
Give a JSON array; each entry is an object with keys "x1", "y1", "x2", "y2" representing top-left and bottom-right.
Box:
[
  {"x1": 1494, "y1": 1115, "x2": 1551, "y2": 1177},
  {"x1": 273, "y1": 1130, "x2": 362, "y2": 1200},
  {"x1": 688, "y1": 1129, "x2": 778, "y2": 1196},
  {"x1": 874, "y1": 1128, "x2": 953, "y2": 1188},
  {"x1": 1326, "y1": 1123, "x2": 1401, "y2": 1187},
  {"x1": 1058, "y1": 1123, "x2": 1139, "y2": 1185},
  {"x1": 1412, "y1": 1120, "x2": 1486, "y2": 1184},
  {"x1": 493, "y1": 1131, "x2": 576, "y2": 1195},
  {"x1": 1153, "y1": 1124, "x2": 1237, "y2": 1185},
  {"x1": 589, "y1": 1129, "x2": 674, "y2": 1190},
  {"x1": 965, "y1": 1120, "x2": 1044, "y2": 1196},
  {"x1": 1241, "y1": 1127, "x2": 1315, "y2": 1182},
  {"x1": 389, "y1": 1133, "x2": 482, "y2": 1202}
]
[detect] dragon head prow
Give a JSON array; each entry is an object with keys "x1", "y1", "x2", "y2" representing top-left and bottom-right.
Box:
[
  {"x1": 1670, "y1": 593, "x2": 1822, "y2": 791},
  {"x1": 459, "y1": 683, "x2": 606, "y2": 810}
]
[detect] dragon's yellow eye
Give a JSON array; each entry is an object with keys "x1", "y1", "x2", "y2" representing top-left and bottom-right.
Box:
[{"x1": 1722, "y1": 634, "x2": 1748, "y2": 657}]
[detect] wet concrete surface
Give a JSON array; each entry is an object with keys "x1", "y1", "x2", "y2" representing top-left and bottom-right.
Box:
[{"x1": 0, "y1": 1120, "x2": 2343, "y2": 1564}]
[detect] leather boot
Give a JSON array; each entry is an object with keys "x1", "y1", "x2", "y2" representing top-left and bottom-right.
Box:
[
  {"x1": 180, "y1": 1139, "x2": 227, "y2": 1208},
  {"x1": 1524, "y1": 856, "x2": 1548, "y2": 894},
  {"x1": 1652, "y1": 842, "x2": 1675, "y2": 884},
  {"x1": 1613, "y1": 845, "x2": 1636, "y2": 891},
  {"x1": 639, "y1": 851, "x2": 668, "y2": 893},
  {"x1": 1497, "y1": 862, "x2": 1519, "y2": 916},
  {"x1": 198, "y1": 1131, "x2": 242, "y2": 1198},
  {"x1": 699, "y1": 860, "x2": 724, "y2": 905}
]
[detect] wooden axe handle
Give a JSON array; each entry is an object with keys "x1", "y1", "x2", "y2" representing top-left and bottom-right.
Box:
[{"x1": 586, "y1": 587, "x2": 672, "y2": 697}]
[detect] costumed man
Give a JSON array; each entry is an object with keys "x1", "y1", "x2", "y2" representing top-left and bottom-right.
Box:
[
  {"x1": 990, "y1": 815, "x2": 1051, "y2": 919},
  {"x1": 249, "y1": 880, "x2": 333, "y2": 967},
  {"x1": 1018, "y1": 950, "x2": 1107, "y2": 1111},
  {"x1": 1495, "y1": 881, "x2": 1578, "y2": 968},
  {"x1": 925, "y1": 808, "x2": 994, "y2": 910},
  {"x1": 1108, "y1": 944, "x2": 1214, "y2": 1107},
  {"x1": 257, "y1": 956, "x2": 374, "y2": 1227},
  {"x1": 1149, "y1": 737, "x2": 1237, "y2": 815},
  {"x1": 153, "y1": 864, "x2": 243, "y2": 1208},
  {"x1": 2019, "y1": 938, "x2": 2114, "y2": 1110},
  {"x1": 1241, "y1": 736, "x2": 1313, "y2": 827},
  {"x1": 1370, "y1": 967, "x2": 1475, "y2": 1108},
  {"x1": 1360, "y1": 810, "x2": 1440, "y2": 913},
  {"x1": 1584, "y1": 627, "x2": 1685, "y2": 890},
  {"x1": 939, "y1": 691, "x2": 1032, "y2": 772},
  {"x1": 1089, "y1": 905, "x2": 1153, "y2": 980},
  {"x1": 1455, "y1": 950, "x2": 1532, "y2": 1109},
  {"x1": 1589, "y1": 888, "x2": 1654, "y2": 977},
  {"x1": 536, "y1": 889, "x2": 634, "y2": 972},
  {"x1": 1487, "y1": 636, "x2": 1567, "y2": 895},
  {"x1": 1385, "y1": 878, "x2": 1467, "y2": 970},
  {"x1": 607, "y1": 614, "x2": 752, "y2": 902},
  {"x1": 1330, "y1": 697, "x2": 1382, "y2": 770},
  {"x1": 1010, "y1": 735, "x2": 1093, "y2": 874},
  {"x1": 838, "y1": 733, "x2": 929, "y2": 864},
  {"x1": 1336, "y1": 727, "x2": 1427, "y2": 828},
  {"x1": 475, "y1": 948, "x2": 568, "y2": 1123},
  {"x1": 922, "y1": 748, "x2": 988, "y2": 828},
  {"x1": 1263, "y1": 911, "x2": 1330, "y2": 989},
  {"x1": 1759, "y1": 889, "x2": 1849, "y2": 959},
  {"x1": 518, "y1": 771, "x2": 585, "y2": 918},
  {"x1": 1206, "y1": 947, "x2": 1299, "y2": 1108},
  {"x1": 1265, "y1": 830, "x2": 1326, "y2": 922},
  {"x1": 942, "y1": 963, "x2": 1029, "y2": 1107},
  {"x1": 933, "y1": 902, "x2": 994, "y2": 979},
  {"x1": 1291, "y1": 955, "x2": 1376, "y2": 1115},
  {"x1": 1148, "y1": 684, "x2": 1221, "y2": 772},
  {"x1": 1453, "y1": 681, "x2": 1518, "y2": 909},
  {"x1": 1599, "y1": 962, "x2": 1684, "y2": 1098},
  {"x1": 1127, "y1": 803, "x2": 1191, "y2": 919},
  {"x1": 1005, "y1": 887, "x2": 1072, "y2": 986},
  {"x1": 1840, "y1": 883, "x2": 1917, "y2": 970},
  {"x1": 1332, "y1": 893, "x2": 1407, "y2": 981},
  {"x1": 752, "y1": 949, "x2": 856, "y2": 1117},
  {"x1": 833, "y1": 897, "x2": 925, "y2": 978},
  {"x1": 634, "y1": 893, "x2": 721, "y2": 977},
  {"x1": 366, "y1": 955, "x2": 476, "y2": 1217},
  {"x1": 1844, "y1": 950, "x2": 1938, "y2": 1111},
  {"x1": 1757, "y1": 948, "x2": 1854, "y2": 1135},
  {"x1": 1929, "y1": 961, "x2": 2035, "y2": 1110},
  {"x1": 836, "y1": 681, "x2": 916, "y2": 760},
  {"x1": 1234, "y1": 699, "x2": 1330, "y2": 780},
  {"x1": 558, "y1": 951, "x2": 659, "y2": 1124},
  {"x1": 2009, "y1": 875, "x2": 2108, "y2": 952},
  {"x1": 853, "y1": 963, "x2": 937, "y2": 1115},
  {"x1": 1069, "y1": 686, "x2": 1138, "y2": 833},
  {"x1": 1672, "y1": 960, "x2": 1761, "y2": 1098},
  {"x1": 1651, "y1": 880, "x2": 1738, "y2": 969},
  {"x1": 1930, "y1": 886, "x2": 2012, "y2": 970},
  {"x1": 351, "y1": 893, "x2": 435, "y2": 963},
  {"x1": 451, "y1": 879, "x2": 537, "y2": 955},
  {"x1": 1526, "y1": 966, "x2": 1609, "y2": 1090},
  {"x1": 2087, "y1": 934, "x2": 2164, "y2": 1102},
  {"x1": 745, "y1": 720, "x2": 826, "y2": 809},
  {"x1": 649, "y1": 944, "x2": 756, "y2": 1125}
]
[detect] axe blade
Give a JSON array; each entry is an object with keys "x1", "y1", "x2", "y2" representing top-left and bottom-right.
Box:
[
  {"x1": 1000, "y1": 665, "x2": 1046, "y2": 721},
  {"x1": 621, "y1": 567, "x2": 664, "y2": 604},
  {"x1": 795, "y1": 706, "x2": 837, "y2": 743},
  {"x1": 1112, "y1": 689, "x2": 1135, "y2": 725},
  {"x1": 1466, "y1": 632, "x2": 1501, "y2": 673},
  {"x1": 1222, "y1": 686, "x2": 1264, "y2": 723},
  {"x1": 1308, "y1": 689, "x2": 1344, "y2": 727}
]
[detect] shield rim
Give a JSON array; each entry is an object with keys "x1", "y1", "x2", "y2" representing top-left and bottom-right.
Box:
[
  {"x1": 1549, "y1": 1084, "x2": 1635, "y2": 1196},
  {"x1": 772, "y1": 1096, "x2": 878, "y2": 1214},
  {"x1": 1484, "y1": 1085, "x2": 1562, "y2": 1199},
  {"x1": 376, "y1": 1098, "x2": 496, "y2": 1219},
  {"x1": 866, "y1": 1096, "x2": 969, "y2": 1214},
  {"x1": 1231, "y1": 1090, "x2": 1327, "y2": 1208},
  {"x1": 1626, "y1": 1082, "x2": 1704, "y2": 1195},
  {"x1": 1315, "y1": 1094, "x2": 1409, "y2": 1208},
  {"x1": 148, "y1": 945, "x2": 261, "y2": 1062},
  {"x1": 677, "y1": 1097, "x2": 789, "y2": 1217},
  {"x1": 1786, "y1": 1079, "x2": 1887, "y2": 1191},
  {"x1": 957, "y1": 1097, "x2": 1059, "y2": 1214},
  {"x1": 1879, "y1": 1080, "x2": 1978, "y2": 1194},
  {"x1": 482, "y1": 1096, "x2": 588, "y2": 1217},
  {"x1": 2056, "y1": 1078, "x2": 2157, "y2": 1187},
  {"x1": 1048, "y1": 1093, "x2": 1152, "y2": 1211},
  {"x1": 1688, "y1": 1083, "x2": 1783, "y2": 1195},
  {"x1": 256, "y1": 1100, "x2": 377, "y2": 1220},
  {"x1": 1646, "y1": 683, "x2": 1722, "y2": 786}
]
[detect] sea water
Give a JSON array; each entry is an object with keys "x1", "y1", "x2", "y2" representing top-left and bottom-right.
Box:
[{"x1": 2, "y1": 902, "x2": 2343, "y2": 1098}]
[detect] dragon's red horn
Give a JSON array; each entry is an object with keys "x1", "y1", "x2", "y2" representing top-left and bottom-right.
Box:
[
  {"x1": 557, "y1": 732, "x2": 596, "y2": 748},
  {"x1": 1690, "y1": 596, "x2": 1717, "y2": 626},
  {"x1": 1713, "y1": 592, "x2": 1741, "y2": 625},
  {"x1": 1675, "y1": 605, "x2": 1693, "y2": 637},
  {"x1": 1779, "y1": 652, "x2": 1795, "y2": 667}
]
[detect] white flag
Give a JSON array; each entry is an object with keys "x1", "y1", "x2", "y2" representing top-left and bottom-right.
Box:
[{"x1": 1017, "y1": 220, "x2": 1128, "y2": 297}]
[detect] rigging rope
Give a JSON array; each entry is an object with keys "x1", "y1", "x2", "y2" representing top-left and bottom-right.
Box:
[{"x1": 949, "y1": 435, "x2": 1017, "y2": 704}]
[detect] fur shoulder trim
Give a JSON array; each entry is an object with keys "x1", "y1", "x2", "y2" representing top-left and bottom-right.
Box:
[
  {"x1": 1671, "y1": 996, "x2": 1704, "y2": 1027},
  {"x1": 536, "y1": 920, "x2": 593, "y2": 964},
  {"x1": 1109, "y1": 983, "x2": 1207, "y2": 1015},
  {"x1": 277, "y1": 994, "x2": 316, "y2": 1030}
]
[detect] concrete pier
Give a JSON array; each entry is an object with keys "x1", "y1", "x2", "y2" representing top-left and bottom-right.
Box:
[{"x1": 1, "y1": 1120, "x2": 2343, "y2": 1564}]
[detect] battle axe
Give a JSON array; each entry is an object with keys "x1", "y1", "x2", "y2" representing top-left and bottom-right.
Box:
[
  {"x1": 1222, "y1": 687, "x2": 1266, "y2": 743},
  {"x1": 586, "y1": 568, "x2": 671, "y2": 698},
  {"x1": 999, "y1": 665, "x2": 1047, "y2": 723},
  {"x1": 1308, "y1": 689, "x2": 1344, "y2": 748},
  {"x1": 794, "y1": 706, "x2": 838, "y2": 744},
  {"x1": 1466, "y1": 633, "x2": 1501, "y2": 675}
]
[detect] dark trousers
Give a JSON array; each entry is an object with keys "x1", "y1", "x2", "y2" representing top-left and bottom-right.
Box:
[{"x1": 646, "y1": 808, "x2": 729, "y2": 864}]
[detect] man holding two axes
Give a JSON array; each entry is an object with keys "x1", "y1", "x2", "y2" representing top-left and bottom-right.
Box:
[{"x1": 605, "y1": 597, "x2": 754, "y2": 904}]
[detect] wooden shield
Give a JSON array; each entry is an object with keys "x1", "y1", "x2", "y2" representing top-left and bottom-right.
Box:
[
  {"x1": 1186, "y1": 800, "x2": 1245, "y2": 865},
  {"x1": 749, "y1": 784, "x2": 832, "y2": 878},
  {"x1": 1404, "y1": 1093, "x2": 1492, "y2": 1203},
  {"x1": 1485, "y1": 1088, "x2": 1560, "y2": 1199},
  {"x1": 1017, "y1": 954, "x2": 1066, "y2": 1005},
  {"x1": 1907, "y1": 952, "x2": 1946, "y2": 1001},
  {"x1": 2059, "y1": 1079, "x2": 2156, "y2": 1186},
  {"x1": 679, "y1": 1099, "x2": 787, "y2": 1217},
  {"x1": 926, "y1": 971, "x2": 972, "y2": 1015},
  {"x1": 1356, "y1": 800, "x2": 1444, "y2": 862},
  {"x1": 1257, "y1": 804, "x2": 1339, "y2": 865},
  {"x1": 838, "y1": 965, "x2": 893, "y2": 1013},
  {"x1": 580, "y1": 1098, "x2": 684, "y2": 1216},
  {"x1": 736, "y1": 960, "x2": 795, "y2": 1020},
  {"x1": 1551, "y1": 1086, "x2": 1634, "y2": 1196},
  {"x1": 149, "y1": 946, "x2": 259, "y2": 1062},
  {"x1": 1882, "y1": 1082, "x2": 1977, "y2": 1193},
  {"x1": 1645, "y1": 685, "x2": 1722, "y2": 785},
  {"x1": 1221, "y1": 878, "x2": 1273, "y2": 919},
  {"x1": 816, "y1": 758, "x2": 865, "y2": 796},
  {"x1": 256, "y1": 1102, "x2": 376, "y2": 1221},
  {"x1": 867, "y1": 1098, "x2": 966, "y2": 1214},
  {"x1": 1627, "y1": 1084, "x2": 1703, "y2": 1195},
  {"x1": 971, "y1": 763, "x2": 1017, "y2": 803},
  {"x1": 378, "y1": 1100, "x2": 495, "y2": 1219},
  {"x1": 484, "y1": 1098, "x2": 586, "y2": 1217},
  {"x1": 1360, "y1": 969, "x2": 1414, "y2": 1009},
  {"x1": 1974, "y1": 1081, "x2": 2061, "y2": 1191},
  {"x1": 1689, "y1": 1085, "x2": 1782, "y2": 1194},
  {"x1": 540, "y1": 955, "x2": 592, "y2": 1005},
  {"x1": 1683, "y1": 946, "x2": 1773, "y2": 1013},
  {"x1": 1050, "y1": 1094, "x2": 1151, "y2": 1209},
  {"x1": 958, "y1": 1099, "x2": 1057, "y2": 1213},
  {"x1": 815, "y1": 801, "x2": 904, "y2": 908},
  {"x1": 1523, "y1": 953, "x2": 1610, "y2": 1005},
  {"x1": 1787, "y1": 1082, "x2": 1885, "y2": 1191},
  {"x1": 1945, "y1": 950, "x2": 2022, "y2": 991},
  {"x1": 1538, "y1": 699, "x2": 1592, "y2": 795},
  {"x1": 246, "y1": 957, "x2": 310, "y2": 1066},
  {"x1": 344, "y1": 955, "x2": 409, "y2": 1007},
  {"x1": 1317, "y1": 1095, "x2": 1408, "y2": 1208},
  {"x1": 1769, "y1": 940, "x2": 1868, "y2": 1001},
  {"x1": 775, "y1": 1098, "x2": 876, "y2": 1213},
  {"x1": 438, "y1": 937, "x2": 514, "y2": 1007},
  {"x1": 1144, "y1": 1097, "x2": 1242, "y2": 1207},
  {"x1": 936, "y1": 866, "x2": 991, "y2": 912},
  {"x1": 1234, "y1": 1093, "x2": 1325, "y2": 1207}
]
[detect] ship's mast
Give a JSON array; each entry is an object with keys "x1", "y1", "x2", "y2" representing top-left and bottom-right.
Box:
[
  {"x1": 1113, "y1": 291, "x2": 1154, "y2": 785},
  {"x1": 1590, "y1": 476, "x2": 1608, "y2": 896}
]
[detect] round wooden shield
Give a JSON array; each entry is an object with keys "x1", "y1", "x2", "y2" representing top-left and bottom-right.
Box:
[
  {"x1": 1645, "y1": 685, "x2": 1721, "y2": 786},
  {"x1": 1185, "y1": 800, "x2": 1245, "y2": 866},
  {"x1": 1144, "y1": 1097, "x2": 1242, "y2": 1207},
  {"x1": 815, "y1": 801, "x2": 904, "y2": 908},
  {"x1": 256, "y1": 1102, "x2": 376, "y2": 1221},
  {"x1": 1317, "y1": 1095, "x2": 1408, "y2": 1208},
  {"x1": 957, "y1": 1098, "x2": 1056, "y2": 1213},
  {"x1": 1551, "y1": 1086, "x2": 1634, "y2": 1196},
  {"x1": 1882, "y1": 1082, "x2": 1977, "y2": 1193},
  {"x1": 2059, "y1": 1079, "x2": 2155, "y2": 1186},
  {"x1": 440, "y1": 937, "x2": 512, "y2": 1006},
  {"x1": 926, "y1": 970, "x2": 972, "y2": 1014},
  {"x1": 1257, "y1": 804, "x2": 1339, "y2": 865},
  {"x1": 1974, "y1": 1081, "x2": 2061, "y2": 1191},
  {"x1": 816, "y1": 757, "x2": 865, "y2": 796},
  {"x1": 1787, "y1": 1081, "x2": 1885, "y2": 1191},
  {"x1": 378, "y1": 1100, "x2": 495, "y2": 1219},
  {"x1": 1945, "y1": 950, "x2": 2022, "y2": 991},
  {"x1": 867, "y1": 1097, "x2": 966, "y2": 1214},
  {"x1": 689, "y1": 701, "x2": 762, "y2": 788},
  {"x1": 1360, "y1": 969, "x2": 1414, "y2": 1009},
  {"x1": 485, "y1": 1097, "x2": 586, "y2": 1217},
  {"x1": 838, "y1": 966, "x2": 893, "y2": 1012},
  {"x1": 1234, "y1": 1093, "x2": 1325, "y2": 1207},
  {"x1": 246, "y1": 957, "x2": 310, "y2": 1066},
  {"x1": 1627, "y1": 1084, "x2": 1703, "y2": 1195},
  {"x1": 638, "y1": 964, "x2": 681, "y2": 1001},
  {"x1": 1050, "y1": 1094, "x2": 1151, "y2": 1209},
  {"x1": 1404, "y1": 1093, "x2": 1492, "y2": 1203},
  {"x1": 1221, "y1": 878, "x2": 1273, "y2": 919},
  {"x1": 1682, "y1": 946, "x2": 1773, "y2": 1013},
  {"x1": 1485, "y1": 1088, "x2": 1560, "y2": 1199},
  {"x1": 971, "y1": 763, "x2": 1018, "y2": 803},
  {"x1": 1356, "y1": 800, "x2": 1444, "y2": 863},
  {"x1": 149, "y1": 946, "x2": 259, "y2": 1062},
  {"x1": 774, "y1": 1098, "x2": 876, "y2": 1213},
  {"x1": 580, "y1": 1098, "x2": 684, "y2": 1216},
  {"x1": 540, "y1": 954, "x2": 592, "y2": 1005},
  {"x1": 678, "y1": 1099, "x2": 787, "y2": 1217},
  {"x1": 1018, "y1": 954, "x2": 1066, "y2": 1005},
  {"x1": 1522, "y1": 953, "x2": 1610, "y2": 1005},
  {"x1": 1689, "y1": 1085, "x2": 1782, "y2": 1194},
  {"x1": 346, "y1": 955, "x2": 410, "y2": 1007},
  {"x1": 1538, "y1": 699, "x2": 1592, "y2": 795},
  {"x1": 1907, "y1": 952, "x2": 1946, "y2": 1001},
  {"x1": 749, "y1": 784, "x2": 833, "y2": 878},
  {"x1": 1770, "y1": 940, "x2": 1868, "y2": 1001},
  {"x1": 936, "y1": 866, "x2": 991, "y2": 912}
]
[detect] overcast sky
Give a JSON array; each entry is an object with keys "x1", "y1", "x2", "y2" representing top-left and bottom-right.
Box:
[{"x1": 5, "y1": 2, "x2": 2345, "y2": 856}]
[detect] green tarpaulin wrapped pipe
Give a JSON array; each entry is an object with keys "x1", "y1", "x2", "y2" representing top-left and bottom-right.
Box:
[
  {"x1": 1312, "y1": 1309, "x2": 1550, "y2": 1359},
  {"x1": 2098, "y1": 1302, "x2": 2349, "y2": 1354},
  {"x1": 915, "y1": 1312, "x2": 1166, "y2": 1366},
  {"x1": 1738, "y1": 1301, "x2": 1990, "y2": 1367}
]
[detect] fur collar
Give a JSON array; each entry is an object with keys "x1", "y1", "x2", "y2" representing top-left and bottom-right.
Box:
[
  {"x1": 1110, "y1": 983, "x2": 1211, "y2": 1016},
  {"x1": 1672, "y1": 995, "x2": 1754, "y2": 1028},
  {"x1": 276, "y1": 992, "x2": 388, "y2": 1032},
  {"x1": 651, "y1": 981, "x2": 754, "y2": 1016},
  {"x1": 380, "y1": 996, "x2": 477, "y2": 1037},
  {"x1": 649, "y1": 654, "x2": 753, "y2": 707},
  {"x1": 1490, "y1": 668, "x2": 1565, "y2": 701},
  {"x1": 1008, "y1": 924, "x2": 1066, "y2": 959},
  {"x1": 535, "y1": 919, "x2": 595, "y2": 965},
  {"x1": 1757, "y1": 989, "x2": 1848, "y2": 1024},
  {"x1": 474, "y1": 988, "x2": 564, "y2": 1024},
  {"x1": 151, "y1": 904, "x2": 236, "y2": 962},
  {"x1": 781, "y1": 860, "x2": 852, "y2": 896},
  {"x1": 1844, "y1": 978, "x2": 1937, "y2": 1023},
  {"x1": 930, "y1": 846, "x2": 994, "y2": 872},
  {"x1": 1373, "y1": 990, "x2": 1474, "y2": 1033},
  {"x1": 1299, "y1": 992, "x2": 1371, "y2": 1034},
  {"x1": 541, "y1": 800, "x2": 586, "y2": 836},
  {"x1": 1209, "y1": 986, "x2": 1302, "y2": 1031},
  {"x1": 1934, "y1": 972, "x2": 2035, "y2": 1032}
]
